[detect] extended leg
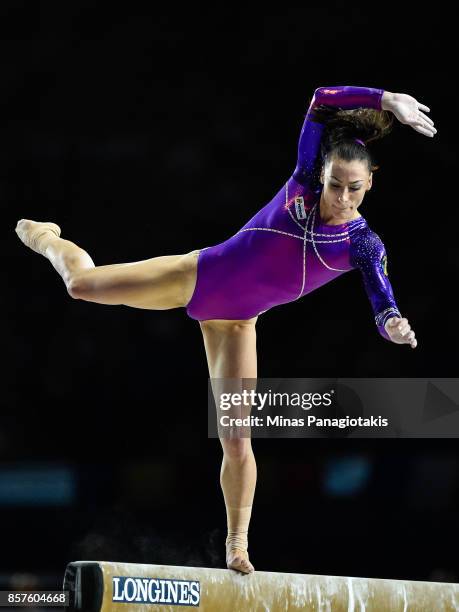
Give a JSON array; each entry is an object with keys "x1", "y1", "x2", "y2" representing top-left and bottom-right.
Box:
[
  {"x1": 200, "y1": 317, "x2": 258, "y2": 574},
  {"x1": 15, "y1": 219, "x2": 198, "y2": 309}
]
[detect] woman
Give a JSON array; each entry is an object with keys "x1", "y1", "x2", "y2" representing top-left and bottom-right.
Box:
[{"x1": 15, "y1": 85, "x2": 436, "y2": 574}]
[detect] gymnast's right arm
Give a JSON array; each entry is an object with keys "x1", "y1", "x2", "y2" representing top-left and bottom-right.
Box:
[{"x1": 293, "y1": 85, "x2": 390, "y2": 187}]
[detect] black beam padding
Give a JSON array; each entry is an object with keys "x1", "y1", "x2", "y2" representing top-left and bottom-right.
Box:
[{"x1": 63, "y1": 562, "x2": 104, "y2": 612}]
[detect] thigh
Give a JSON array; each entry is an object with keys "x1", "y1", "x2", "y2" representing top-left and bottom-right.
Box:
[
  {"x1": 70, "y1": 249, "x2": 199, "y2": 309},
  {"x1": 199, "y1": 318, "x2": 258, "y2": 378},
  {"x1": 200, "y1": 318, "x2": 258, "y2": 441}
]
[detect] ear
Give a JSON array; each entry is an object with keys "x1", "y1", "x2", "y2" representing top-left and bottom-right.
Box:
[
  {"x1": 367, "y1": 172, "x2": 373, "y2": 190},
  {"x1": 320, "y1": 168, "x2": 324, "y2": 184}
]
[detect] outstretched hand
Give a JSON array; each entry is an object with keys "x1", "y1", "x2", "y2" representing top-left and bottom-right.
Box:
[
  {"x1": 382, "y1": 92, "x2": 437, "y2": 137},
  {"x1": 385, "y1": 317, "x2": 417, "y2": 348}
]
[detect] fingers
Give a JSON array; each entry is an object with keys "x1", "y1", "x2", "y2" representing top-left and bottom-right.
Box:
[
  {"x1": 414, "y1": 114, "x2": 437, "y2": 135},
  {"x1": 407, "y1": 330, "x2": 417, "y2": 348},
  {"x1": 417, "y1": 103, "x2": 430, "y2": 112},
  {"x1": 388, "y1": 317, "x2": 417, "y2": 348},
  {"x1": 412, "y1": 105, "x2": 436, "y2": 136},
  {"x1": 417, "y1": 119, "x2": 437, "y2": 135},
  {"x1": 413, "y1": 123, "x2": 436, "y2": 137},
  {"x1": 397, "y1": 318, "x2": 409, "y2": 335},
  {"x1": 418, "y1": 111, "x2": 434, "y2": 126},
  {"x1": 395, "y1": 318, "x2": 417, "y2": 345},
  {"x1": 404, "y1": 331, "x2": 417, "y2": 348}
]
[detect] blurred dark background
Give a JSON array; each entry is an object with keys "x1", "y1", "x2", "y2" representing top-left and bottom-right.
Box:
[{"x1": 2, "y1": 0, "x2": 458, "y2": 597}]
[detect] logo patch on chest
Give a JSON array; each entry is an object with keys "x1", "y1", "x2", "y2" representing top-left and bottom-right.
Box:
[{"x1": 294, "y1": 196, "x2": 306, "y2": 219}]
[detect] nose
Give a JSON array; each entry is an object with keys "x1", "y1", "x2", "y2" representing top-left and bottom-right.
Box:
[{"x1": 339, "y1": 186, "x2": 353, "y2": 200}]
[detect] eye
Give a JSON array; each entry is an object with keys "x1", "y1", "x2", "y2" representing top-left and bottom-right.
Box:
[{"x1": 330, "y1": 184, "x2": 361, "y2": 191}]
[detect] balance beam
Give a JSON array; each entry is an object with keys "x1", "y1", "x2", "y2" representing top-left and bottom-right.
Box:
[{"x1": 63, "y1": 560, "x2": 459, "y2": 611}]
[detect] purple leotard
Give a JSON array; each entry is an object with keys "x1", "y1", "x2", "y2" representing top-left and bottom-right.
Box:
[{"x1": 186, "y1": 85, "x2": 401, "y2": 341}]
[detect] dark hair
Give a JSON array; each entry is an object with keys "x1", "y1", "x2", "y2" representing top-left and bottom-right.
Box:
[{"x1": 308, "y1": 103, "x2": 394, "y2": 173}]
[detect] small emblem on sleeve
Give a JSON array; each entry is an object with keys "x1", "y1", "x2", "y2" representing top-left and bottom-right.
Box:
[{"x1": 380, "y1": 254, "x2": 388, "y2": 276}]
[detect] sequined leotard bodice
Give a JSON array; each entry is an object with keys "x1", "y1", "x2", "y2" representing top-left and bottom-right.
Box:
[{"x1": 186, "y1": 85, "x2": 401, "y2": 341}]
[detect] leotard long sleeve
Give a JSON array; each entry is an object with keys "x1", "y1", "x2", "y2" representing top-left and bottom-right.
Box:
[{"x1": 186, "y1": 85, "x2": 402, "y2": 341}]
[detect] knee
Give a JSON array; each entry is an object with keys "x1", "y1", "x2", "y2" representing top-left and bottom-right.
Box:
[
  {"x1": 221, "y1": 438, "x2": 253, "y2": 462},
  {"x1": 66, "y1": 274, "x2": 89, "y2": 299},
  {"x1": 200, "y1": 318, "x2": 258, "y2": 335}
]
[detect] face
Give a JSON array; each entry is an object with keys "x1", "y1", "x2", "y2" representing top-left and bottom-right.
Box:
[{"x1": 319, "y1": 157, "x2": 372, "y2": 223}]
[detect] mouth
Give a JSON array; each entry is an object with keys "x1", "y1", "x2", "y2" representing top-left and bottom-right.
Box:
[{"x1": 333, "y1": 204, "x2": 348, "y2": 212}]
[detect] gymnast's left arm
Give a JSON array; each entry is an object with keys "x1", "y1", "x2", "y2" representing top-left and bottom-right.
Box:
[{"x1": 350, "y1": 230, "x2": 417, "y2": 348}]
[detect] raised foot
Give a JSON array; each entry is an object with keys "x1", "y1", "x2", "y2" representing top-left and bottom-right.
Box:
[
  {"x1": 226, "y1": 547, "x2": 254, "y2": 574},
  {"x1": 15, "y1": 219, "x2": 61, "y2": 255}
]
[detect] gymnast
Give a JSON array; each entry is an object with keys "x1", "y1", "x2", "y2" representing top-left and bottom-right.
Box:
[{"x1": 16, "y1": 84, "x2": 436, "y2": 574}]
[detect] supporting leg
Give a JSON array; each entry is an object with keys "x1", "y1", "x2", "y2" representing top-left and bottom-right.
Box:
[{"x1": 200, "y1": 318, "x2": 258, "y2": 574}]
